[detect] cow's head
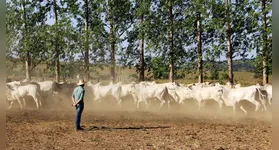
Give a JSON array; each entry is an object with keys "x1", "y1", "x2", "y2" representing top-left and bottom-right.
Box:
[
  {"x1": 6, "y1": 84, "x2": 15, "y2": 91},
  {"x1": 129, "y1": 83, "x2": 138, "y2": 94},
  {"x1": 217, "y1": 88, "x2": 224, "y2": 94},
  {"x1": 139, "y1": 82, "x2": 148, "y2": 88},
  {"x1": 184, "y1": 87, "x2": 193, "y2": 98}
]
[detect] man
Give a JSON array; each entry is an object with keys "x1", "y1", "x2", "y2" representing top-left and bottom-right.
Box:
[{"x1": 72, "y1": 79, "x2": 85, "y2": 131}]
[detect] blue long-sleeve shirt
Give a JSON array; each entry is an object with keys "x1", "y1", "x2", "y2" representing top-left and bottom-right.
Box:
[{"x1": 72, "y1": 86, "x2": 85, "y2": 104}]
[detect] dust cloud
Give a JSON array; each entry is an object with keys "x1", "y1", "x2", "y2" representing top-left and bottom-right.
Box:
[{"x1": 8, "y1": 93, "x2": 272, "y2": 123}]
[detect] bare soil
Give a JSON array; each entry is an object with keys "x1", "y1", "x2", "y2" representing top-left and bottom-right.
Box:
[{"x1": 6, "y1": 98, "x2": 271, "y2": 150}]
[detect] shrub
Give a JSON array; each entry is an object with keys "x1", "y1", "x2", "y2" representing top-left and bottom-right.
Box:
[
  {"x1": 210, "y1": 69, "x2": 219, "y2": 80},
  {"x1": 220, "y1": 72, "x2": 229, "y2": 80}
]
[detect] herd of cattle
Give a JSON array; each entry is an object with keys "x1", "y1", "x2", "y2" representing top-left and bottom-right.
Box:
[{"x1": 6, "y1": 79, "x2": 272, "y2": 115}]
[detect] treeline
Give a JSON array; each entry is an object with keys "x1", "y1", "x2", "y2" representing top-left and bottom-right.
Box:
[
  {"x1": 6, "y1": 57, "x2": 259, "y2": 81},
  {"x1": 6, "y1": 0, "x2": 272, "y2": 84},
  {"x1": 210, "y1": 59, "x2": 256, "y2": 72}
]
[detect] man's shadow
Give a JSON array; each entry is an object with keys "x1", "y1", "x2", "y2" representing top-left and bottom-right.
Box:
[{"x1": 85, "y1": 125, "x2": 171, "y2": 131}]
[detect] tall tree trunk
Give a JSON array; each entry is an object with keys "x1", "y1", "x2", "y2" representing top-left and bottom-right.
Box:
[
  {"x1": 84, "y1": 0, "x2": 90, "y2": 81},
  {"x1": 109, "y1": 10, "x2": 116, "y2": 83},
  {"x1": 21, "y1": 0, "x2": 30, "y2": 80},
  {"x1": 139, "y1": 14, "x2": 145, "y2": 81},
  {"x1": 25, "y1": 52, "x2": 31, "y2": 80},
  {"x1": 53, "y1": 0, "x2": 60, "y2": 82},
  {"x1": 225, "y1": 0, "x2": 233, "y2": 85},
  {"x1": 262, "y1": 0, "x2": 268, "y2": 84},
  {"x1": 197, "y1": 12, "x2": 203, "y2": 83},
  {"x1": 168, "y1": 0, "x2": 174, "y2": 83}
]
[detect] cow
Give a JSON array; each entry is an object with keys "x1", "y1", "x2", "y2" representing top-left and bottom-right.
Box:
[
  {"x1": 184, "y1": 85, "x2": 224, "y2": 110},
  {"x1": 129, "y1": 82, "x2": 172, "y2": 109},
  {"x1": 6, "y1": 81, "x2": 21, "y2": 88},
  {"x1": 52, "y1": 82, "x2": 77, "y2": 102},
  {"x1": 219, "y1": 85, "x2": 268, "y2": 114},
  {"x1": 259, "y1": 83, "x2": 272, "y2": 106},
  {"x1": 6, "y1": 83, "x2": 42, "y2": 110},
  {"x1": 118, "y1": 82, "x2": 138, "y2": 105},
  {"x1": 176, "y1": 86, "x2": 194, "y2": 104},
  {"x1": 6, "y1": 86, "x2": 21, "y2": 109},
  {"x1": 87, "y1": 81, "x2": 123, "y2": 107},
  {"x1": 215, "y1": 82, "x2": 241, "y2": 88},
  {"x1": 139, "y1": 81, "x2": 180, "y2": 104},
  {"x1": 155, "y1": 82, "x2": 180, "y2": 103},
  {"x1": 32, "y1": 81, "x2": 63, "y2": 107}
]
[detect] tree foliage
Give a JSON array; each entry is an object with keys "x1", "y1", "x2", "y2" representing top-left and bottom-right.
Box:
[{"x1": 6, "y1": 0, "x2": 272, "y2": 82}]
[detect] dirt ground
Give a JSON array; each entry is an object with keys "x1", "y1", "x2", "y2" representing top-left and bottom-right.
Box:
[{"x1": 6, "y1": 98, "x2": 272, "y2": 150}]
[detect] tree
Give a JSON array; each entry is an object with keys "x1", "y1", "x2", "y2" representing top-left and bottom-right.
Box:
[
  {"x1": 197, "y1": 11, "x2": 203, "y2": 83},
  {"x1": 261, "y1": 0, "x2": 272, "y2": 84},
  {"x1": 6, "y1": 0, "x2": 49, "y2": 79},
  {"x1": 37, "y1": 0, "x2": 78, "y2": 81},
  {"x1": 136, "y1": 0, "x2": 150, "y2": 81},
  {"x1": 52, "y1": 0, "x2": 60, "y2": 82},
  {"x1": 20, "y1": 0, "x2": 31, "y2": 80},
  {"x1": 104, "y1": 0, "x2": 133, "y2": 82},
  {"x1": 168, "y1": 0, "x2": 175, "y2": 82},
  {"x1": 143, "y1": 0, "x2": 190, "y2": 81},
  {"x1": 68, "y1": 0, "x2": 107, "y2": 81},
  {"x1": 225, "y1": 0, "x2": 233, "y2": 85},
  {"x1": 249, "y1": 0, "x2": 272, "y2": 83},
  {"x1": 84, "y1": 0, "x2": 90, "y2": 81}
]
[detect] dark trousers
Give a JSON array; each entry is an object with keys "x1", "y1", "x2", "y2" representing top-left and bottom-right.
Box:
[{"x1": 75, "y1": 103, "x2": 84, "y2": 129}]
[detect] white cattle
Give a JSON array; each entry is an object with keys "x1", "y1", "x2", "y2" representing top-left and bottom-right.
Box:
[
  {"x1": 198, "y1": 82, "x2": 215, "y2": 87},
  {"x1": 215, "y1": 82, "x2": 222, "y2": 87},
  {"x1": 219, "y1": 86, "x2": 267, "y2": 114},
  {"x1": 248, "y1": 85, "x2": 269, "y2": 111},
  {"x1": 37, "y1": 81, "x2": 56, "y2": 97},
  {"x1": 129, "y1": 82, "x2": 172, "y2": 109},
  {"x1": 151, "y1": 82, "x2": 180, "y2": 103},
  {"x1": 264, "y1": 84, "x2": 272, "y2": 105},
  {"x1": 118, "y1": 82, "x2": 138, "y2": 104},
  {"x1": 6, "y1": 84, "x2": 42, "y2": 110},
  {"x1": 185, "y1": 85, "x2": 224, "y2": 110},
  {"x1": 176, "y1": 86, "x2": 194, "y2": 104},
  {"x1": 6, "y1": 86, "x2": 21, "y2": 109},
  {"x1": 35, "y1": 81, "x2": 64, "y2": 106},
  {"x1": 87, "y1": 81, "x2": 123, "y2": 107},
  {"x1": 6, "y1": 81, "x2": 21, "y2": 87},
  {"x1": 37, "y1": 81, "x2": 55, "y2": 94},
  {"x1": 234, "y1": 84, "x2": 241, "y2": 88},
  {"x1": 257, "y1": 84, "x2": 272, "y2": 106},
  {"x1": 215, "y1": 82, "x2": 241, "y2": 88}
]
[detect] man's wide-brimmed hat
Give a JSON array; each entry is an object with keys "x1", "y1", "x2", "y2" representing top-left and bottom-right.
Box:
[{"x1": 77, "y1": 79, "x2": 85, "y2": 85}]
